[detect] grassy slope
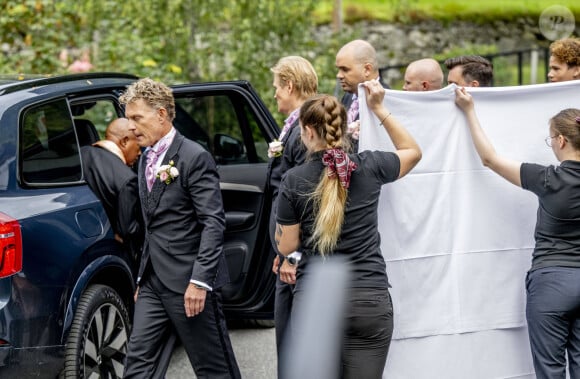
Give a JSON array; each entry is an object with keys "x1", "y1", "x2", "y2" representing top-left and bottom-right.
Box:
[{"x1": 315, "y1": 0, "x2": 580, "y2": 23}]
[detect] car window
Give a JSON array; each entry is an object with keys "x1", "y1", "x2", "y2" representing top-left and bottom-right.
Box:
[
  {"x1": 20, "y1": 100, "x2": 82, "y2": 185},
  {"x1": 71, "y1": 100, "x2": 119, "y2": 138},
  {"x1": 174, "y1": 94, "x2": 268, "y2": 165}
]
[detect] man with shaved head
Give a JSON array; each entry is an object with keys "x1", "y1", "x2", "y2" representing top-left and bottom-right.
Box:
[
  {"x1": 81, "y1": 117, "x2": 142, "y2": 252},
  {"x1": 403, "y1": 58, "x2": 444, "y2": 91},
  {"x1": 336, "y1": 39, "x2": 388, "y2": 143}
]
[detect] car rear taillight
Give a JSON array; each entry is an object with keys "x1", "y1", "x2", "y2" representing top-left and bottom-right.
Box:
[{"x1": 0, "y1": 212, "x2": 22, "y2": 278}]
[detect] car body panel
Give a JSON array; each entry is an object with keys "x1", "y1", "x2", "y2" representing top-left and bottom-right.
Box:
[{"x1": 0, "y1": 73, "x2": 279, "y2": 376}]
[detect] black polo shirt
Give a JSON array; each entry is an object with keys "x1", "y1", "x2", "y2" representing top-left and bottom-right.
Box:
[
  {"x1": 277, "y1": 150, "x2": 400, "y2": 288},
  {"x1": 521, "y1": 160, "x2": 580, "y2": 271}
]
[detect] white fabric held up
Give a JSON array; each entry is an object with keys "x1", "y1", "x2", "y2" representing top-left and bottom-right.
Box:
[{"x1": 357, "y1": 80, "x2": 580, "y2": 379}]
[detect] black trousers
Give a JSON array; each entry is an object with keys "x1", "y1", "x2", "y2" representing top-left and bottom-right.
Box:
[
  {"x1": 291, "y1": 286, "x2": 393, "y2": 379},
  {"x1": 526, "y1": 266, "x2": 580, "y2": 379},
  {"x1": 341, "y1": 288, "x2": 393, "y2": 378},
  {"x1": 275, "y1": 261, "x2": 294, "y2": 378},
  {"x1": 123, "y1": 270, "x2": 241, "y2": 379}
]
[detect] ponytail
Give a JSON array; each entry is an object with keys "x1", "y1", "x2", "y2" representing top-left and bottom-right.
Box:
[{"x1": 301, "y1": 95, "x2": 357, "y2": 256}]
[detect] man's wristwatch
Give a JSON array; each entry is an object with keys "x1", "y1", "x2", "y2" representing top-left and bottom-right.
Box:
[{"x1": 285, "y1": 253, "x2": 301, "y2": 266}]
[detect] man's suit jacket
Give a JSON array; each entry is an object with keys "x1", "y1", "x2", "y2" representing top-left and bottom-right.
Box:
[
  {"x1": 267, "y1": 117, "x2": 305, "y2": 201},
  {"x1": 341, "y1": 78, "x2": 390, "y2": 122},
  {"x1": 341, "y1": 92, "x2": 358, "y2": 120},
  {"x1": 137, "y1": 131, "x2": 229, "y2": 294},
  {"x1": 267, "y1": 117, "x2": 306, "y2": 250},
  {"x1": 81, "y1": 145, "x2": 143, "y2": 258}
]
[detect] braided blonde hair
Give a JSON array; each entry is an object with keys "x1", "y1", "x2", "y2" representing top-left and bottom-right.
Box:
[{"x1": 299, "y1": 95, "x2": 351, "y2": 256}]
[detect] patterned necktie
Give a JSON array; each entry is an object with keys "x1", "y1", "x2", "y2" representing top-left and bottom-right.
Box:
[
  {"x1": 347, "y1": 96, "x2": 359, "y2": 124},
  {"x1": 145, "y1": 139, "x2": 170, "y2": 192},
  {"x1": 279, "y1": 110, "x2": 300, "y2": 140}
]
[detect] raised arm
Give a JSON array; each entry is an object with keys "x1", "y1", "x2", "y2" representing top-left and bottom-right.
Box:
[
  {"x1": 454, "y1": 87, "x2": 522, "y2": 187},
  {"x1": 363, "y1": 79, "x2": 422, "y2": 178}
]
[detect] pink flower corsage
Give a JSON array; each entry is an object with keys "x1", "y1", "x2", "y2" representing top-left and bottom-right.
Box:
[{"x1": 156, "y1": 160, "x2": 179, "y2": 184}]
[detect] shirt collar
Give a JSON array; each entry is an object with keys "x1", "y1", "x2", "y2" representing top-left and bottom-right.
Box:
[
  {"x1": 149, "y1": 127, "x2": 176, "y2": 153},
  {"x1": 284, "y1": 108, "x2": 300, "y2": 126}
]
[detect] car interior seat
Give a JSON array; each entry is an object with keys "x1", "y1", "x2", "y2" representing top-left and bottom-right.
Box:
[{"x1": 74, "y1": 119, "x2": 100, "y2": 146}]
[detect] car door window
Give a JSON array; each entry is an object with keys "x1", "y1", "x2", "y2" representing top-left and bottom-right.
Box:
[
  {"x1": 174, "y1": 94, "x2": 268, "y2": 164},
  {"x1": 71, "y1": 99, "x2": 119, "y2": 138},
  {"x1": 20, "y1": 100, "x2": 82, "y2": 185}
]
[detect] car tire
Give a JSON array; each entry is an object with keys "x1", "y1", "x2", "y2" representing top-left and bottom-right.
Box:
[{"x1": 62, "y1": 284, "x2": 131, "y2": 379}]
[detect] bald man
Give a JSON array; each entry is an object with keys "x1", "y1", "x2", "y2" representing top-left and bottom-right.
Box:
[
  {"x1": 336, "y1": 39, "x2": 388, "y2": 142},
  {"x1": 403, "y1": 58, "x2": 444, "y2": 91},
  {"x1": 81, "y1": 118, "x2": 142, "y2": 253}
]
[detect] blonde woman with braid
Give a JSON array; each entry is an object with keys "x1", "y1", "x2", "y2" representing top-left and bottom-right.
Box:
[{"x1": 275, "y1": 80, "x2": 421, "y2": 378}]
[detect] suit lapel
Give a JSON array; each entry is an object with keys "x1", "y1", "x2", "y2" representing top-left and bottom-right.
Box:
[{"x1": 145, "y1": 133, "x2": 185, "y2": 215}]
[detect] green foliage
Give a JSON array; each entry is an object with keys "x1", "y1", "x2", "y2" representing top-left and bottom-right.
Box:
[
  {"x1": 3, "y1": 0, "x2": 568, "y2": 124},
  {"x1": 315, "y1": 0, "x2": 580, "y2": 23},
  {"x1": 0, "y1": 0, "x2": 356, "y2": 126},
  {"x1": 0, "y1": 1, "x2": 77, "y2": 73}
]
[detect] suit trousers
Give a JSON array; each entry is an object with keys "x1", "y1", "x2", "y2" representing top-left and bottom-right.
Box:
[
  {"x1": 123, "y1": 270, "x2": 241, "y2": 379},
  {"x1": 526, "y1": 266, "x2": 580, "y2": 379},
  {"x1": 275, "y1": 260, "x2": 294, "y2": 379}
]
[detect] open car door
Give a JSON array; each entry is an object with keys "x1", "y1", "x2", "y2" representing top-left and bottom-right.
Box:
[{"x1": 171, "y1": 81, "x2": 280, "y2": 321}]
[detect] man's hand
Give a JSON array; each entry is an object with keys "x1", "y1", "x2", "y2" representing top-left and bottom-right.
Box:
[
  {"x1": 184, "y1": 283, "x2": 207, "y2": 317},
  {"x1": 272, "y1": 254, "x2": 280, "y2": 275},
  {"x1": 279, "y1": 259, "x2": 297, "y2": 285}
]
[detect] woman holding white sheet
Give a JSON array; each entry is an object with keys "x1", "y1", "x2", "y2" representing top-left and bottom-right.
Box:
[{"x1": 455, "y1": 87, "x2": 580, "y2": 379}]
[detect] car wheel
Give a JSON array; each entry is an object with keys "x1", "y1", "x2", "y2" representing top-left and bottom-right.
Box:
[{"x1": 63, "y1": 284, "x2": 131, "y2": 379}]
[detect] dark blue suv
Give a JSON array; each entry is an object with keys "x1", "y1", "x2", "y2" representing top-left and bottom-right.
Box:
[{"x1": 0, "y1": 73, "x2": 278, "y2": 378}]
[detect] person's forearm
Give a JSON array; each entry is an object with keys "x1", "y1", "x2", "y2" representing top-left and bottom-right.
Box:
[{"x1": 465, "y1": 108, "x2": 498, "y2": 167}]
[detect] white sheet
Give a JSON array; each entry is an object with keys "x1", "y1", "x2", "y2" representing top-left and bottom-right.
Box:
[{"x1": 357, "y1": 80, "x2": 580, "y2": 378}]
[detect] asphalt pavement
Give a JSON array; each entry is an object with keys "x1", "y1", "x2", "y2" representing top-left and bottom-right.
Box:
[{"x1": 166, "y1": 325, "x2": 276, "y2": 378}]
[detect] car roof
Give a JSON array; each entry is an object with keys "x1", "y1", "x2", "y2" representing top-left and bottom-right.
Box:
[{"x1": 0, "y1": 72, "x2": 139, "y2": 95}]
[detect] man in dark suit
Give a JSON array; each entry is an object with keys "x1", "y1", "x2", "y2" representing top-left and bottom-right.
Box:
[
  {"x1": 335, "y1": 39, "x2": 388, "y2": 146},
  {"x1": 81, "y1": 117, "x2": 176, "y2": 379},
  {"x1": 81, "y1": 117, "x2": 142, "y2": 259},
  {"x1": 120, "y1": 78, "x2": 241, "y2": 379},
  {"x1": 267, "y1": 56, "x2": 318, "y2": 378}
]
